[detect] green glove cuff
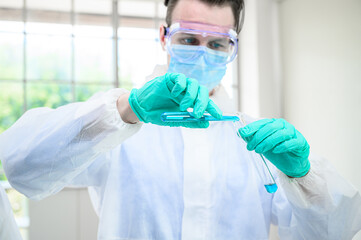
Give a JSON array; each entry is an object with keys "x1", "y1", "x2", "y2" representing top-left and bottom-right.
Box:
[
  {"x1": 128, "y1": 88, "x2": 147, "y2": 123},
  {"x1": 282, "y1": 159, "x2": 311, "y2": 178}
]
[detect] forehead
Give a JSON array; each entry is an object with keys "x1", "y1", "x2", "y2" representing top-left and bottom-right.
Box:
[{"x1": 171, "y1": 0, "x2": 235, "y2": 30}]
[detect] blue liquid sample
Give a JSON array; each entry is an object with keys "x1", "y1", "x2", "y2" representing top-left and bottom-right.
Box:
[
  {"x1": 264, "y1": 184, "x2": 278, "y2": 193},
  {"x1": 234, "y1": 118, "x2": 278, "y2": 194},
  {"x1": 161, "y1": 112, "x2": 240, "y2": 122}
]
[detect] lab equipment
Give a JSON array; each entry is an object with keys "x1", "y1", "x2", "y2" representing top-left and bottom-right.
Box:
[
  {"x1": 128, "y1": 72, "x2": 222, "y2": 128},
  {"x1": 239, "y1": 118, "x2": 310, "y2": 178},
  {"x1": 234, "y1": 116, "x2": 278, "y2": 193},
  {"x1": 164, "y1": 21, "x2": 239, "y2": 66},
  {"x1": 161, "y1": 112, "x2": 239, "y2": 122}
]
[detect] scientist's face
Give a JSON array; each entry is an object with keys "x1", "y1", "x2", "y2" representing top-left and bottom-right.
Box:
[
  {"x1": 160, "y1": 0, "x2": 235, "y2": 50},
  {"x1": 159, "y1": 0, "x2": 235, "y2": 95}
]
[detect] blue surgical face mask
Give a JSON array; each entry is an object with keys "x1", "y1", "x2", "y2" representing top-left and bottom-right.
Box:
[{"x1": 167, "y1": 45, "x2": 228, "y2": 91}]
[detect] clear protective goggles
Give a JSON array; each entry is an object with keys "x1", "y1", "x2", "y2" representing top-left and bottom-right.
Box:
[{"x1": 165, "y1": 21, "x2": 239, "y2": 66}]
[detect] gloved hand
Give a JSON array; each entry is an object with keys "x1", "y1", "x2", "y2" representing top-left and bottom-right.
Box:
[
  {"x1": 128, "y1": 72, "x2": 222, "y2": 128},
  {"x1": 239, "y1": 118, "x2": 310, "y2": 178}
]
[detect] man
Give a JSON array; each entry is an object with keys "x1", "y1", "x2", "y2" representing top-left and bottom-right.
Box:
[{"x1": 0, "y1": 0, "x2": 361, "y2": 239}]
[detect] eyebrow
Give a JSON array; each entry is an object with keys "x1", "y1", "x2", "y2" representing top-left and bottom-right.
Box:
[{"x1": 207, "y1": 37, "x2": 229, "y2": 42}]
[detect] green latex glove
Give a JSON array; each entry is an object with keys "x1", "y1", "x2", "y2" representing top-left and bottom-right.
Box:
[
  {"x1": 128, "y1": 72, "x2": 222, "y2": 128},
  {"x1": 239, "y1": 118, "x2": 310, "y2": 178}
]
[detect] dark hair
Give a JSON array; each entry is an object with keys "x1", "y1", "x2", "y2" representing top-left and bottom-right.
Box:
[{"x1": 164, "y1": 0, "x2": 245, "y2": 33}]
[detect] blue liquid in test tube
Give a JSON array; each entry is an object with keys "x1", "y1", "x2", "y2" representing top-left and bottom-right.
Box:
[
  {"x1": 161, "y1": 112, "x2": 240, "y2": 122},
  {"x1": 233, "y1": 116, "x2": 278, "y2": 194}
]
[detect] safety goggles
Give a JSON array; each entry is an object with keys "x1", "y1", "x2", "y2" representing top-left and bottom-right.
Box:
[{"x1": 164, "y1": 21, "x2": 239, "y2": 66}]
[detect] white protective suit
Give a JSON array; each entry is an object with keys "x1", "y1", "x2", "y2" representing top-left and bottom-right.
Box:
[
  {"x1": 0, "y1": 184, "x2": 23, "y2": 240},
  {"x1": 0, "y1": 65, "x2": 361, "y2": 240}
]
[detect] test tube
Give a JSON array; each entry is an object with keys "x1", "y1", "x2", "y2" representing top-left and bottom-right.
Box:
[
  {"x1": 233, "y1": 117, "x2": 278, "y2": 193},
  {"x1": 161, "y1": 112, "x2": 240, "y2": 122}
]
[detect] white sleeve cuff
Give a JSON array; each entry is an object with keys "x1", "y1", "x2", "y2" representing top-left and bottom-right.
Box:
[
  {"x1": 278, "y1": 153, "x2": 359, "y2": 210},
  {"x1": 75, "y1": 88, "x2": 143, "y2": 152}
]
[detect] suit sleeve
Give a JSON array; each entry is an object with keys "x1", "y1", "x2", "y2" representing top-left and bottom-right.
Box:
[
  {"x1": 271, "y1": 153, "x2": 361, "y2": 239},
  {"x1": 0, "y1": 88, "x2": 142, "y2": 200}
]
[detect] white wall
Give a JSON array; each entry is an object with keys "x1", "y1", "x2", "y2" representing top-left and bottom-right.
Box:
[
  {"x1": 279, "y1": 0, "x2": 361, "y2": 189},
  {"x1": 239, "y1": 0, "x2": 282, "y2": 118},
  {"x1": 279, "y1": 0, "x2": 361, "y2": 238}
]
